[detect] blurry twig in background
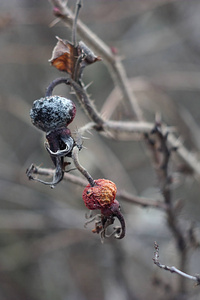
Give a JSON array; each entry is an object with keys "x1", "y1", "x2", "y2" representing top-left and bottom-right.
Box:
[{"x1": 146, "y1": 122, "x2": 188, "y2": 292}]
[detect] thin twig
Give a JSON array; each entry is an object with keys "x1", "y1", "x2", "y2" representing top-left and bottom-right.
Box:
[
  {"x1": 153, "y1": 242, "x2": 200, "y2": 286},
  {"x1": 72, "y1": 0, "x2": 82, "y2": 46},
  {"x1": 147, "y1": 123, "x2": 188, "y2": 292},
  {"x1": 117, "y1": 190, "x2": 167, "y2": 210}
]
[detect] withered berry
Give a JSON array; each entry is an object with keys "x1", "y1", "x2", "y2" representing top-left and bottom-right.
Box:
[
  {"x1": 82, "y1": 179, "x2": 125, "y2": 239},
  {"x1": 82, "y1": 179, "x2": 117, "y2": 210},
  {"x1": 27, "y1": 95, "x2": 76, "y2": 187},
  {"x1": 30, "y1": 96, "x2": 76, "y2": 132}
]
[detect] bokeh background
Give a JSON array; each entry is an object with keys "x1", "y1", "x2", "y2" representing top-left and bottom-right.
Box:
[{"x1": 1, "y1": 0, "x2": 200, "y2": 299}]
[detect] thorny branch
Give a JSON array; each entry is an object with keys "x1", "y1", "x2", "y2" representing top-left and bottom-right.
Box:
[
  {"x1": 48, "y1": 0, "x2": 199, "y2": 254},
  {"x1": 25, "y1": 0, "x2": 200, "y2": 291},
  {"x1": 153, "y1": 242, "x2": 200, "y2": 286},
  {"x1": 50, "y1": 0, "x2": 200, "y2": 180},
  {"x1": 45, "y1": 76, "x2": 154, "y2": 138}
]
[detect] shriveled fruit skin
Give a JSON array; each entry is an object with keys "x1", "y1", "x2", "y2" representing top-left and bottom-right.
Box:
[
  {"x1": 82, "y1": 179, "x2": 117, "y2": 210},
  {"x1": 30, "y1": 96, "x2": 76, "y2": 132}
]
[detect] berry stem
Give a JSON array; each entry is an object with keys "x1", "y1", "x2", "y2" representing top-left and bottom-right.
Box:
[
  {"x1": 45, "y1": 77, "x2": 70, "y2": 97},
  {"x1": 72, "y1": 146, "x2": 95, "y2": 187}
]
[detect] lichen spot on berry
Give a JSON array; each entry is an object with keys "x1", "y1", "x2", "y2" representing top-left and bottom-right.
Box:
[
  {"x1": 30, "y1": 96, "x2": 76, "y2": 132},
  {"x1": 82, "y1": 179, "x2": 117, "y2": 210}
]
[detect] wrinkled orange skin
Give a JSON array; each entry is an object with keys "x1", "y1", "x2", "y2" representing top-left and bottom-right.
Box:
[{"x1": 82, "y1": 179, "x2": 117, "y2": 210}]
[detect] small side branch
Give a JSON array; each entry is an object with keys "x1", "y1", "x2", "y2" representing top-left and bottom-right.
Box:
[
  {"x1": 153, "y1": 242, "x2": 200, "y2": 286},
  {"x1": 117, "y1": 190, "x2": 167, "y2": 210},
  {"x1": 26, "y1": 165, "x2": 169, "y2": 210},
  {"x1": 72, "y1": 0, "x2": 82, "y2": 46}
]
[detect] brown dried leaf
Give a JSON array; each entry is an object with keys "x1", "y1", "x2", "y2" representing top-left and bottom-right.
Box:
[
  {"x1": 49, "y1": 36, "x2": 78, "y2": 74},
  {"x1": 78, "y1": 41, "x2": 102, "y2": 65},
  {"x1": 49, "y1": 37, "x2": 101, "y2": 82}
]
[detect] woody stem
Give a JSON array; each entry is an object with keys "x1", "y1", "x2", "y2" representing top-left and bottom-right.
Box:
[
  {"x1": 72, "y1": 146, "x2": 95, "y2": 187},
  {"x1": 45, "y1": 77, "x2": 69, "y2": 97}
]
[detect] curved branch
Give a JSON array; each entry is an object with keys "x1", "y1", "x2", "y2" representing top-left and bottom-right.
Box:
[{"x1": 45, "y1": 77, "x2": 69, "y2": 97}]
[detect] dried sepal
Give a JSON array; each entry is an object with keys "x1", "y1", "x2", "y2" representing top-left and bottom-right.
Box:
[
  {"x1": 28, "y1": 95, "x2": 76, "y2": 188},
  {"x1": 78, "y1": 41, "x2": 101, "y2": 65},
  {"x1": 49, "y1": 36, "x2": 101, "y2": 82},
  {"x1": 85, "y1": 207, "x2": 126, "y2": 241},
  {"x1": 49, "y1": 37, "x2": 78, "y2": 75}
]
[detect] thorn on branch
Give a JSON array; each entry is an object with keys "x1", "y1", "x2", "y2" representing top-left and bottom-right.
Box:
[{"x1": 149, "y1": 122, "x2": 172, "y2": 172}]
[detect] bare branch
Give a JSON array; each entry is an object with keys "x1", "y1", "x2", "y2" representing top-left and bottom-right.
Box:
[
  {"x1": 146, "y1": 122, "x2": 188, "y2": 292},
  {"x1": 100, "y1": 79, "x2": 200, "y2": 179},
  {"x1": 117, "y1": 190, "x2": 167, "y2": 210},
  {"x1": 153, "y1": 242, "x2": 200, "y2": 286},
  {"x1": 26, "y1": 165, "x2": 169, "y2": 210}
]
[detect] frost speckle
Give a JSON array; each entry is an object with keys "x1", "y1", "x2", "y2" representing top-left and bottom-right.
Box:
[{"x1": 30, "y1": 96, "x2": 76, "y2": 132}]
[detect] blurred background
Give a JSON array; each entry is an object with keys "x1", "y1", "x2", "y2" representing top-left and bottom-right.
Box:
[{"x1": 1, "y1": 0, "x2": 200, "y2": 299}]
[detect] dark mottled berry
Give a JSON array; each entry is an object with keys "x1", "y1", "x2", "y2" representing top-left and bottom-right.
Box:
[
  {"x1": 30, "y1": 96, "x2": 76, "y2": 132},
  {"x1": 27, "y1": 96, "x2": 76, "y2": 187}
]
